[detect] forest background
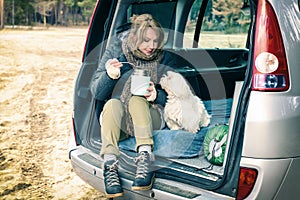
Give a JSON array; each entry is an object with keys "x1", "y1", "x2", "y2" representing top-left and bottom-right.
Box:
[
  {"x1": 0, "y1": 0, "x2": 248, "y2": 34},
  {"x1": 0, "y1": 0, "x2": 97, "y2": 29}
]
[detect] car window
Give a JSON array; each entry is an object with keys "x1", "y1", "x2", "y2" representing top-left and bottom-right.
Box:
[
  {"x1": 126, "y1": 1, "x2": 177, "y2": 43},
  {"x1": 184, "y1": 0, "x2": 250, "y2": 48}
]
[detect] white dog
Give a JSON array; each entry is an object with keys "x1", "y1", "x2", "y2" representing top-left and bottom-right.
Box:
[{"x1": 160, "y1": 71, "x2": 210, "y2": 133}]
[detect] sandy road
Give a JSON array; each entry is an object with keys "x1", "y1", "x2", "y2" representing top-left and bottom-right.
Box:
[{"x1": 0, "y1": 27, "x2": 106, "y2": 199}]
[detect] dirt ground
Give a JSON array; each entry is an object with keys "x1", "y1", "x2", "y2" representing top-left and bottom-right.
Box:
[{"x1": 0, "y1": 27, "x2": 106, "y2": 199}]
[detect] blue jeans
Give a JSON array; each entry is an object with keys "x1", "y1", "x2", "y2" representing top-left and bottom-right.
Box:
[{"x1": 119, "y1": 98, "x2": 232, "y2": 158}]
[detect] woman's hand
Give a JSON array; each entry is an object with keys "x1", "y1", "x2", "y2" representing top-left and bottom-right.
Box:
[
  {"x1": 145, "y1": 81, "x2": 157, "y2": 102},
  {"x1": 105, "y1": 58, "x2": 123, "y2": 79}
]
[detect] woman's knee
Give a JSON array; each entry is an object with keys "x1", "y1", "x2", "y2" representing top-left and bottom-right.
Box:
[
  {"x1": 102, "y1": 99, "x2": 123, "y2": 118},
  {"x1": 101, "y1": 99, "x2": 124, "y2": 129},
  {"x1": 103, "y1": 99, "x2": 122, "y2": 110},
  {"x1": 128, "y1": 96, "x2": 148, "y2": 111}
]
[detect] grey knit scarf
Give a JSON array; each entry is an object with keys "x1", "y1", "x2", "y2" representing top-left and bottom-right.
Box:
[{"x1": 120, "y1": 38, "x2": 163, "y2": 136}]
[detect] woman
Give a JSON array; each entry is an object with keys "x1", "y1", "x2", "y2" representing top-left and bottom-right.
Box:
[{"x1": 90, "y1": 13, "x2": 175, "y2": 198}]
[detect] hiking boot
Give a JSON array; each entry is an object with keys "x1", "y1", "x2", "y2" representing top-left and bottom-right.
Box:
[
  {"x1": 103, "y1": 160, "x2": 123, "y2": 198},
  {"x1": 132, "y1": 151, "x2": 155, "y2": 191}
]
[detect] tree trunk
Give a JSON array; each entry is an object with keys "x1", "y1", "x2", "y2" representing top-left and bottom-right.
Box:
[
  {"x1": 12, "y1": 0, "x2": 14, "y2": 27},
  {"x1": 57, "y1": 0, "x2": 63, "y2": 25},
  {"x1": 43, "y1": 4, "x2": 47, "y2": 28},
  {"x1": 0, "y1": 0, "x2": 4, "y2": 29}
]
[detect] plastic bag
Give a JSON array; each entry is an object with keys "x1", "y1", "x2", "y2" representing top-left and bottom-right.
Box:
[{"x1": 203, "y1": 124, "x2": 229, "y2": 165}]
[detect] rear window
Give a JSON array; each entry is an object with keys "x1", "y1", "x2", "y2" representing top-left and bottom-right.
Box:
[
  {"x1": 184, "y1": 0, "x2": 250, "y2": 48},
  {"x1": 126, "y1": 1, "x2": 177, "y2": 41}
]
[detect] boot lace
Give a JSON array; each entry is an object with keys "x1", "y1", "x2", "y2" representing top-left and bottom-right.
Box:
[
  {"x1": 134, "y1": 152, "x2": 150, "y2": 179},
  {"x1": 105, "y1": 160, "x2": 121, "y2": 187}
]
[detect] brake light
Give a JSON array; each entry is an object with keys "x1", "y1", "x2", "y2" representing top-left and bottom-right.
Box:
[
  {"x1": 252, "y1": 0, "x2": 289, "y2": 91},
  {"x1": 236, "y1": 167, "x2": 258, "y2": 200}
]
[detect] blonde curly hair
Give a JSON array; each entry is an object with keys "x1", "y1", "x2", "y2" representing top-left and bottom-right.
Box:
[{"x1": 127, "y1": 14, "x2": 164, "y2": 51}]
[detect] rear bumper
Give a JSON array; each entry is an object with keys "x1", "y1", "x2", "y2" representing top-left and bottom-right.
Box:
[
  {"x1": 240, "y1": 156, "x2": 300, "y2": 200},
  {"x1": 69, "y1": 146, "x2": 234, "y2": 200}
]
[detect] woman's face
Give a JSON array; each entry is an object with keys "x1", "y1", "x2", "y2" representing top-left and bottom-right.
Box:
[{"x1": 138, "y1": 28, "x2": 159, "y2": 56}]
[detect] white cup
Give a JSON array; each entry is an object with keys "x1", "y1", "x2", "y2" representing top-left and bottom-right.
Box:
[{"x1": 131, "y1": 69, "x2": 150, "y2": 96}]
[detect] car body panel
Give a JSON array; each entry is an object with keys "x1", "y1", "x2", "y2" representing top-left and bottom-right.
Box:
[
  {"x1": 275, "y1": 157, "x2": 300, "y2": 199},
  {"x1": 242, "y1": 0, "x2": 300, "y2": 159},
  {"x1": 244, "y1": 93, "x2": 300, "y2": 158},
  {"x1": 240, "y1": 157, "x2": 290, "y2": 200}
]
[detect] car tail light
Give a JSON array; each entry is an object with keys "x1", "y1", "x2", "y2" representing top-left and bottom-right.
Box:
[
  {"x1": 236, "y1": 167, "x2": 258, "y2": 200},
  {"x1": 252, "y1": 0, "x2": 289, "y2": 91}
]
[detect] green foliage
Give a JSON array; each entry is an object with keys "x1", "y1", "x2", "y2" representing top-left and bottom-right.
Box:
[
  {"x1": 3, "y1": 0, "x2": 97, "y2": 26},
  {"x1": 201, "y1": 0, "x2": 250, "y2": 34},
  {"x1": 78, "y1": 0, "x2": 95, "y2": 20},
  {"x1": 2, "y1": 0, "x2": 250, "y2": 30}
]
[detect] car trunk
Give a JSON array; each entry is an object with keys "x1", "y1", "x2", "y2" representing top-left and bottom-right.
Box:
[{"x1": 87, "y1": 46, "x2": 247, "y2": 182}]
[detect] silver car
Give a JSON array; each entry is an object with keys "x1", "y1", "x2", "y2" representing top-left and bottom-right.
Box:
[{"x1": 69, "y1": 0, "x2": 300, "y2": 199}]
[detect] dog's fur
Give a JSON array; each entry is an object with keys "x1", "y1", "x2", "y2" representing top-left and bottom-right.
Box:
[{"x1": 160, "y1": 71, "x2": 210, "y2": 133}]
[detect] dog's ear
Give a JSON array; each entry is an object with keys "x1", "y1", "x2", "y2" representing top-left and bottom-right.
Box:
[
  {"x1": 168, "y1": 72, "x2": 193, "y2": 98},
  {"x1": 159, "y1": 73, "x2": 168, "y2": 90},
  {"x1": 160, "y1": 71, "x2": 174, "y2": 88}
]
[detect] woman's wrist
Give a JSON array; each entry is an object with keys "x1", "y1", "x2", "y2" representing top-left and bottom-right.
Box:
[
  {"x1": 146, "y1": 85, "x2": 157, "y2": 102},
  {"x1": 105, "y1": 59, "x2": 121, "y2": 79}
]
